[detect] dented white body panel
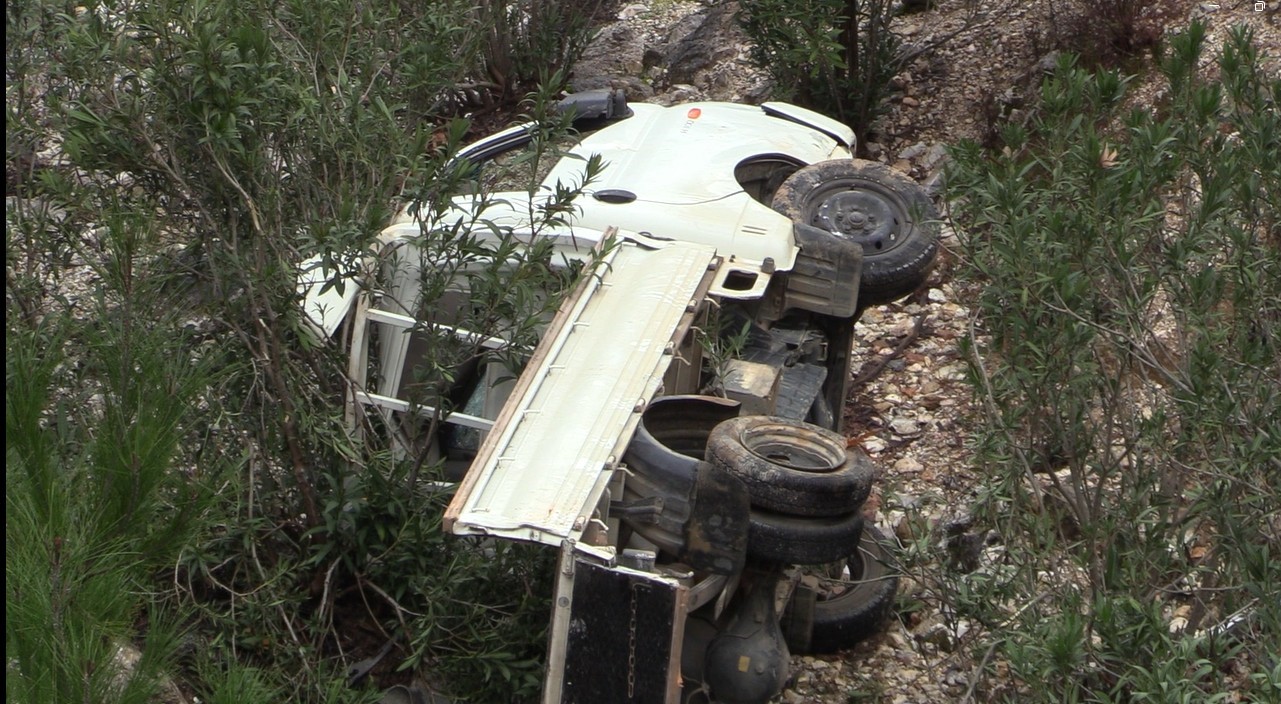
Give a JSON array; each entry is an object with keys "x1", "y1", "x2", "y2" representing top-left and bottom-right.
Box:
[{"x1": 434, "y1": 101, "x2": 853, "y2": 276}]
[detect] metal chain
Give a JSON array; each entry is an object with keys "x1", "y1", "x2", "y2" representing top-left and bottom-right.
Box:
[{"x1": 627, "y1": 581, "x2": 639, "y2": 699}]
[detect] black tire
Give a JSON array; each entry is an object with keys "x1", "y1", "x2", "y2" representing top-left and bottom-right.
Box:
[
  {"x1": 746, "y1": 508, "x2": 865, "y2": 565},
  {"x1": 772, "y1": 159, "x2": 939, "y2": 306},
  {"x1": 705, "y1": 415, "x2": 872, "y2": 517},
  {"x1": 797, "y1": 524, "x2": 899, "y2": 654}
]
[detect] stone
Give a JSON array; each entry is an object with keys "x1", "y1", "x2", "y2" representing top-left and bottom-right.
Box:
[
  {"x1": 894, "y1": 456, "x2": 925, "y2": 472},
  {"x1": 923, "y1": 143, "x2": 949, "y2": 169},
  {"x1": 922, "y1": 169, "x2": 946, "y2": 197},
  {"x1": 895, "y1": 512, "x2": 929, "y2": 541},
  {"x1": 1038, "y1": 50, "x2": 1063, "y2": 75},
  {"x1": 898, "y1": 141, "x2": 928, "y2": 160},
  {"x1": 617, "y1": 3, "x2": 647, "y2": 20},
  {"x1": 571, "y1": 22, "x2": 646, "y2": 85},
  {"x1": 938, "y1": 509, "x2": 975, "y2": 536},
  {"x1": 663, "y1": 4, "x2": 743, "y2": 85},
  {"x1": 898, "y1": 575, "x2": 924, "y2": 599},
  {"x1": 892, "y1": 492, "x2": 921, "y2": 509},
  {"x1": 938, "y1": 364, "x2": 968, "y2": 381},
  {"x1": 657, "y1": 84, "x2": 703, "y2": 104},
  {"x1": 889, "y1": 417, "x2": 922, "y2": 436},
  {"x1": 896, "y1": 666, "x2": 922, "y2": 681},
  {"x1": 570, "y1": 74, "x2": 655, "y2": 101},
  {"x1": 886, "y1": 630, "x2": 911, "y2": 650}
]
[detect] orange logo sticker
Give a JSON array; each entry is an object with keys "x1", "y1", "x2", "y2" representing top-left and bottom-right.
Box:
[{"x1": 687, "y1": 108, "x2": 702, "y2": 119}]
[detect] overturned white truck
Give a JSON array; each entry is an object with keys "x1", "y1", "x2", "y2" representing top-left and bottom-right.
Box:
[{"x1": 302, "y1": 92, "x2": 939, "y2": 704}]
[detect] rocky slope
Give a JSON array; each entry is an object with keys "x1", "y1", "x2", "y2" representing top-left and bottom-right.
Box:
[{"x1": 570, "y1": 2, "x2": 1279, "y2": 701}]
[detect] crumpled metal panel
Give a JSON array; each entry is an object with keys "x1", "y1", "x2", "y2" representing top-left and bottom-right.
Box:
[{"x1": 445, "y1": 240, "x2": 719, "y2": 547}]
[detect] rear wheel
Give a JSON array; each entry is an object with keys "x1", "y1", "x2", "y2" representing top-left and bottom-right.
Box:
[{"x1": 787, "y1": 524, "x2": 899, "y2": 654}]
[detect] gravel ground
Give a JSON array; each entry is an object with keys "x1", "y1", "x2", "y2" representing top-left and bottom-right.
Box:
[{"x1": 602, "y1": 1, "x2": 1280, "y2": 701}]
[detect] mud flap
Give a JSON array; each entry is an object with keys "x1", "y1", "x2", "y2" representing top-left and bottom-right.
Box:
[
  {"x1": 620, "y1": 396, "x2": 750, "y2": 576},
  {"x1": 682, "y1": 461, "x2": 750, "y2": 576},
  {"x1": 781, "y1": 222, "x2": 862, "y2": 318},
  {"x1": 548, "y1": 551, "x2": 687, "y2": 704}
]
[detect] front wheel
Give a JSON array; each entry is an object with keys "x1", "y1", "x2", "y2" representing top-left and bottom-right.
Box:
[{"x1": 772, "y1": 160, "x2": 939, "y2": 306}]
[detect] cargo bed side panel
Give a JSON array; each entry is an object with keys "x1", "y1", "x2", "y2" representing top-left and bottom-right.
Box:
[{"x1": 444, "y1": 240, "x2": 720, "y2": 546}]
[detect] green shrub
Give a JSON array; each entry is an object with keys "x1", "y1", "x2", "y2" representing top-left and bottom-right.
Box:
[
  {"x1": 7, "y1": 0, "x2": 606, "y2": 701},
  {"x1": 6, "y1": 285, "x2": 222, "y2": 702},
  {"x1": 947, "y1": 21, "x2": 1279, "y2": 702},
  {"x1": 475, "y1": 0, "x2": 612, "y2": 106},
  {"x1": 739, "y1": 0, "x2": 900, "y2": 152}
]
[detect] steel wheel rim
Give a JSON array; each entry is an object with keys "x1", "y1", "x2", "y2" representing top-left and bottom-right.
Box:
[{"x1": 808, "y1": 180, "x2": 910, "y2": 255}]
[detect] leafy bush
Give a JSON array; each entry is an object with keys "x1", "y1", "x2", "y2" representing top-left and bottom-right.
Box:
[
  {"x1": 946, "y1": 21, "x2": 1279, "y2": 702},
  {"x1": 475, "y1": 0, "x2": 613, "y2": 108},
  {"x1": 739, "y1": 0, "x2": 900, "y2": 152},
  {"x1": 7, "y1": 0, "x2": 605, "y2": 701}
]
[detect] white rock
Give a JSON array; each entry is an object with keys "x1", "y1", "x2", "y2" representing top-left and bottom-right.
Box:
[
  {"x1": 890, "y1": 417, "x2": 922, "y2": 436},
  {"x1": 894, "y1": 456, "x2": 925, "y2": 472},
  {"x1": 892, "y1": 491, "x2": 920, "y2": 508},
  {"x1": 938, "y1": 364, "x2": 968, "y2": 381},
  {"x1": 923, "y1": 143, "x2": 949, "y2": 169},
  {"x1": 617, "y1": 4, "x2": 647, "y2": 19},
  {"x1": 899, "y1": 142, "x2": 927, "y2": 160}
]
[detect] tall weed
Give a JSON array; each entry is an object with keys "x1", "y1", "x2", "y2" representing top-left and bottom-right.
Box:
[{"x1": 6, "y1": 289, "x2": 222, "y2": 702}]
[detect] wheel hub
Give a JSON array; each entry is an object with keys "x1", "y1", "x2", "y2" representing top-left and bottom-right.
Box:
[{"x1": 814, "y1": 189, "x2": 899, "y2": 251}]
